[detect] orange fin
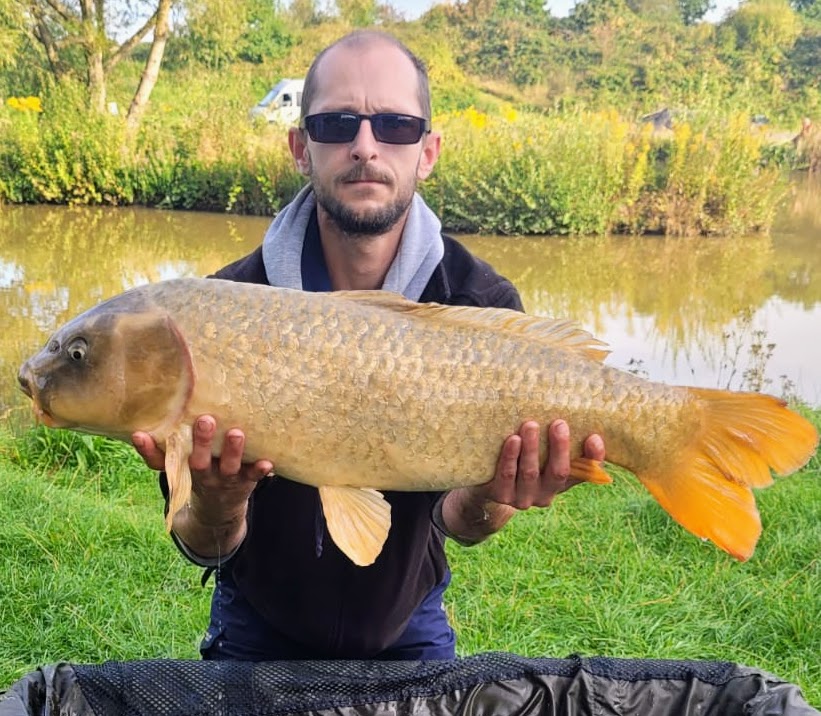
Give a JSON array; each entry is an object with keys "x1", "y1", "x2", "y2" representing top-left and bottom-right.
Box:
[
  {"x1": 163, "y1": 425, "x2": 193, "y2": 532},
  {"x1": 332, "y1": 290, "x2": 609, "y2": 362},
  {"x1": 570, "y1": 457, "x2": 613, "y2": 485},
  {"x1": 318, "y1": 486, "x2": 392, "y2": 566},
  {"x1": 637, "y1": 390, "x2": 818, "y2": 561}
]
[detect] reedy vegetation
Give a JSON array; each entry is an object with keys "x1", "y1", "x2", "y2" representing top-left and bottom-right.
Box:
[{"x1": 0, "y1": 0, "x2": 819, "y2": 235}]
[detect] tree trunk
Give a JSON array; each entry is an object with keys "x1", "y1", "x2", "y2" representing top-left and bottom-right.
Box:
[
  {"x1": 126, "y1": 0, "x2": 172, "y2": 131},
  {"x1": 80, "y1": 0, "x2": 106, "y2": 112},
  {"x1": 87, "y1": 50, "x2": 106, "y2": 112}
]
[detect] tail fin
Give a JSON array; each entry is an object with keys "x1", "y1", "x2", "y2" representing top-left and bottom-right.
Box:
[{"x1": 637, "y1": 390, "x2": 818, "y2": 561}]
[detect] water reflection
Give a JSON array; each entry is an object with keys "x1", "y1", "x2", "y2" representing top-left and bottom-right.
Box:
[
  {"x1": 2, "y1": 198, "x2": 819, "y2": 419},
  {"x1": 459, "y1": 230, "x2": 820, "y2": 404},
  {"x1": 0, "y1": 205, "x2": 269, "y2": 419}
]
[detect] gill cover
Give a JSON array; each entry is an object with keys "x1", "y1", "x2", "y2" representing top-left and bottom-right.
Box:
[{"x1": 35, "y1": 308, "x2": 194, "y2": 438}]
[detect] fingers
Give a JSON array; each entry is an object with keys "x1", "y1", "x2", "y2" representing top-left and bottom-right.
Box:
[
  {"x1": 132, "y1": 431, "x2": 165, "y2": 471},
  {"x1": 190, "y1": 416, "x2": 217, "y2": 472},
  {"x1": 487, "y1": 420, "x2": 606, "y2": 511},
  {"x1": 489, "y1": 433, "x2": 523, "y2": 504},
  {"x1": 545, "y1": 420, "x2": 571, "y2": 482},
  {"x1": 218, "y1": 429, "x2": 245, "y2": 476},
  {"x1": 584, "y1": 433, "x2": 606, "y2": 461},
  {"x1": 191, "y1": 417, "x2": 272, "y2": 483},
  {"x1": 138, "y1": 416, "x2": 273, "y2": 485}
]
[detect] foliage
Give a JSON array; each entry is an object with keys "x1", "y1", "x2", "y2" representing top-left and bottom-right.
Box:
[
  {"x1": 179, "y1": 0, "x2": 295, "y2": 67},
  {"x1": 422, "y1": 106, "x2": 785, "y2": 235},
  {"x1": 0, "y1": 79, "x2": 133, "y2": 204},
  {"x1": 677, "y1": 0, "x2": 713, "y2": 25},
  {"x1": 6, "y1": 0, "x2": 174, "y2": 120},
  {"x1": 0, "y1": 0, "x2": 818, "y2": 231},
  {"x1": 336, "y1": 0, "x2": 379, "y2": 26},
  {"x1": 570, "y1": 0, "x2": 635, "y2": 30},
  {"x1": 0, "y1": 79, "x2": 791, "y2": 234},
  {"x1": 0, "y1": 0, "x2": 24, "y2": 70},
  {"x1": 719, "y1": 0, "x2": 802, "y2": 61},
  {"x1": 12, "y1": 425, "x2": 147, "y2": 481}
]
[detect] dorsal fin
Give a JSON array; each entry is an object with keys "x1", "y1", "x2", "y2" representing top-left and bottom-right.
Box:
[{"x1": 331, "y1": 290, "x2": 610, "y2": 362}]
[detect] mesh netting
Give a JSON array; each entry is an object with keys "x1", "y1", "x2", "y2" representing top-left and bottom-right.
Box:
[
  {"x1": 3, "y1": 652, "x2": 818, "y2": 716},
  {"x1": 76, "y1": 652, "x2": 745, "y2": 715}
]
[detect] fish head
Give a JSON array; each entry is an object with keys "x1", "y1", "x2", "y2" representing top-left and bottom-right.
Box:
[{"x1": 18, "y1": 299, "x2": 193, "y2": 440}]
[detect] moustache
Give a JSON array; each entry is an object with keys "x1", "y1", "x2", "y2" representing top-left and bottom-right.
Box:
[{"x1": 338, "y1": 167, "x2": 392, "y2": 184}]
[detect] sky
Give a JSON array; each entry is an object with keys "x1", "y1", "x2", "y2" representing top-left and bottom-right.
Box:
[{"x1": 388, "y1": 0, "x2": 741, "y2": 22}]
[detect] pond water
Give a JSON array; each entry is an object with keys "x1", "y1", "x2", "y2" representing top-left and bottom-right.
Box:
[{"x1": 2, "y1": 180, "x2": 820, "y2": 423}]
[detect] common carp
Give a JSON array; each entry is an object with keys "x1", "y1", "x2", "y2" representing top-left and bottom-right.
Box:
[{"x1": 17, "y1": 278, "x2": 819, "y2": 566}]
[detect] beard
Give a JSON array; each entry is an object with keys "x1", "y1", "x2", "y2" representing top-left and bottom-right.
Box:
[{"x1": 312, "y1": 165, "x2": 416, "y2": 238}]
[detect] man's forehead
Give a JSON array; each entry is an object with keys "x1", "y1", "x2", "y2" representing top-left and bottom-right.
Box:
[{"x1": 312, "y1": 40, "x2": 420, "y2": 108}]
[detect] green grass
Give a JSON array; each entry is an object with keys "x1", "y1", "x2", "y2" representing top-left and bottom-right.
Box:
[{"x1": 1, "y1": 419, "x2": 819, "y2": 707}]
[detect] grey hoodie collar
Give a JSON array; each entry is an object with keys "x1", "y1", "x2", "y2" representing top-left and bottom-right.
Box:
[{"x1": 261, "y1": 184, "x2": 444, "y2": 301}]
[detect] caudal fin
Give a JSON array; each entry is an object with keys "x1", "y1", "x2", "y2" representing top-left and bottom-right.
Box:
[{"x1": 637, "y1": 389, "x2": 818, "y2": 561}]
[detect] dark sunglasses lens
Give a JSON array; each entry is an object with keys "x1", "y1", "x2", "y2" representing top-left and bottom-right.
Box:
[
  {"x1": 372, "y1": 114, "x2": 425, "y2": 144},
  {"x1": 306, "y1": 114, "x2": 360, "y2": 143}
]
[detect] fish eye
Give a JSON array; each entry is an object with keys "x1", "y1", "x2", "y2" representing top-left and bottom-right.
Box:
[{"x1": 67, "y1": 338, "x2": 88, "y2": 362}]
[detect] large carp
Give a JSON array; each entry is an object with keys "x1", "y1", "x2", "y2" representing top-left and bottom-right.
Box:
[{"x1": 18, "y1": 278, "x2": 818, "y2": 566}]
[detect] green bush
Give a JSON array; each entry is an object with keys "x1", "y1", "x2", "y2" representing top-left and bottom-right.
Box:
[{"x1": 0, "y1": 80, "x2": 794, "y2": 234}]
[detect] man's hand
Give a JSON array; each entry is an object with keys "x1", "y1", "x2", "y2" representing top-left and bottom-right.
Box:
[
  {"x1": 132, "y1": 415, "x2": 274, "y2": 559},
  {"x1": 483, "y1": 419, "x2": 605, "y2": 509},
  {"x1": 439, "y1": 420, "x2": 606, "y2": 545}
]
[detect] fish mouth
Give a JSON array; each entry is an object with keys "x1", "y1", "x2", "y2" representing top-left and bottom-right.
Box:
[
  {"x1": 17, "y1": 366, "x2": 56, "y2": 426},
  {"x1": 17, "y1": 367, "x2": 33, "y2": 399}
]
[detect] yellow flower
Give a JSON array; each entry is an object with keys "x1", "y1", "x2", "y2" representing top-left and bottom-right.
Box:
[
  {"x1": 7, "y1": 96, "x2": 42, "y2": 113},
  {"x1": 465, "y1": 106, "x2": 487, "y2": 130},
  {"x1": 502, "y1": 105, "x2": 518, "y2": 123}
]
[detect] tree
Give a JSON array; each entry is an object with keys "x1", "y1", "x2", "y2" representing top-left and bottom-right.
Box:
[
  {"x1": 721, "y1": 0, "x2": 801, "y2": 60},
  {"x1": 287, "y1": 0, "x2": 321, "y2": 27},
  {"x1": 239, "y1": 0, "x2": 293, "y2": 63},
  {"x1": 570, "y1": 0, "x2": 633, "y2": 29},
  {"x1": 677, "y1": 0, "x2": 713, "y2": 24},
  {"x1": 180, "y1": 0, "x2": 293, "y2": 66},
  {"x1": 13, "y1": 0, "x2": 175, "y2": 128},
  {"x1": 336, "y1": 0, "x2": 378, "y2": 25},
  {"x1": 790, "y1": 0, "x2": 820, "y2": 17}
]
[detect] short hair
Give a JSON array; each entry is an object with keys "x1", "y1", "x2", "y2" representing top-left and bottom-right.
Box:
[{"x1": 300, "y1": 31, "x2": 431, "y2": 121}]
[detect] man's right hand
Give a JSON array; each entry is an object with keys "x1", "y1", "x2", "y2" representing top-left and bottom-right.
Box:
[{"x1": 132, "y1": 415, "x2": 274, "y2": 558}]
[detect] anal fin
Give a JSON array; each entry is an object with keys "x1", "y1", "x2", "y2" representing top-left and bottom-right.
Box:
[
  {"x1": 570, "y1": 457, "x2": 613, "y2": 485},
  {"x1": 319, "y1": 486, "x2": 392, "y2": 566}
]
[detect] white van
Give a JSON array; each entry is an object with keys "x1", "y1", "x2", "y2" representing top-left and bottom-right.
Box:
[{"x1": 249, "y1": 78, "x2": 305, "y2": 125}]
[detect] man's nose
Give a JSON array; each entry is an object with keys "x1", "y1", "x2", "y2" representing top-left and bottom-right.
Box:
[{"x1": 350, "y1": 118, "x2": 379, "y2": 161}]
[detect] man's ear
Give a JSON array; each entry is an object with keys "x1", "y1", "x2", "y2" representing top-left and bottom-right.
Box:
[
  {"x1": 289, "y1": 127, "x2": 312, "y2": 176},
  {"x1": 416, "y1": 131, "x2": 441, "y2": 181}
]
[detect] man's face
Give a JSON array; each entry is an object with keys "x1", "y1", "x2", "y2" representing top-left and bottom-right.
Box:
[{"x1": 289, "y1": 41, "x2": 440, "y2": 237}]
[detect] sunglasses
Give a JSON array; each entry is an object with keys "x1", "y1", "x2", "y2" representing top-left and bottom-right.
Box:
[{"x1": 300, "y1": 112, "x2": 431, "y2": 145}]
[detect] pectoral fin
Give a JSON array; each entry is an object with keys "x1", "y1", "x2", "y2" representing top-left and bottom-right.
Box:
[
  {"x1": 318, "y1": 486, "x2": 392, "y2": 566},
  {"x1": 163, "y1": 425, "x2": 193, "y2": 532}
]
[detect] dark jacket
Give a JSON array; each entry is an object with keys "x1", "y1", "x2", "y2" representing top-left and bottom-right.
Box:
[{"x1": 189, "y1": 235, "x2": 523, "y2": 657}]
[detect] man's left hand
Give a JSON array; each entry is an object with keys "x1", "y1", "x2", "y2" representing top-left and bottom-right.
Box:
[
  {"x1": 439, "y1": 420, "x2": 606, "y2": 545},
  {"x1": 482, "y1": 419, "x2": 605, "y2": 509}
]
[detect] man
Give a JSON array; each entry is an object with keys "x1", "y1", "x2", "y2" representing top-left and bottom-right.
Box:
[{"x1": 133, "y1": 30, "x2": 605, "y2": 661}]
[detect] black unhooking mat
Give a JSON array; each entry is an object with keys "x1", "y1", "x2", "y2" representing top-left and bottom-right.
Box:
[{"x1": 1, "y1": 652, "x2": 818, "y2": 716}]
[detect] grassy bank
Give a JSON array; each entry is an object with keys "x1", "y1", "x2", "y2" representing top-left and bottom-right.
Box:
[
  {"x1": 0, "y1": 79, "x2": 794, "y2": 236},
  {"x1": 1, "y1": 415, "x2": 819, "y2": 705}
]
